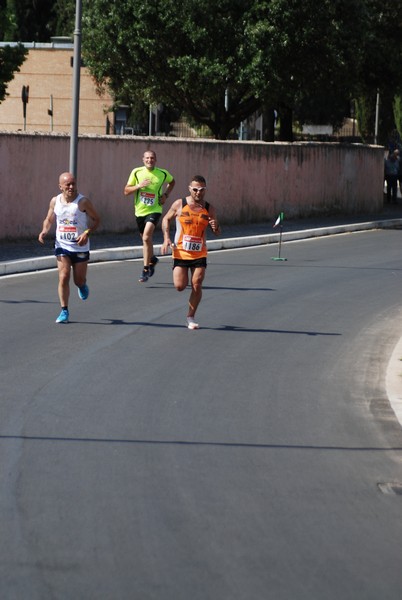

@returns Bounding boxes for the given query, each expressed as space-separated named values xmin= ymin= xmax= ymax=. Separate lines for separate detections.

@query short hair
xmin=191 ymin=175 xmax=206 ymax=185
xmin=143 ymin=150 xmax=156 ymax=158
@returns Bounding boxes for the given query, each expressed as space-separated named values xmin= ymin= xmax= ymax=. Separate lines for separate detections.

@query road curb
xmin=386 ymin=334 xmax=402 ymax=428
xmin=1 ymin=218 xmax=402 ymax=276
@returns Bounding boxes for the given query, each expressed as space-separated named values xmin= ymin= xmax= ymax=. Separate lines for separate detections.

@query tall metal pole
xmin=149 ymin=105 xmax=153 ymax=136
xmin=374 ymin=89 xmax=380 ymax=145
xmin=69 ymin=0 xmax=82 ymax=177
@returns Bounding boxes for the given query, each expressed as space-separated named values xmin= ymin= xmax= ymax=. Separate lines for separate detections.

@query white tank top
xmin=54 ymin=193 xmax=89 ymax=252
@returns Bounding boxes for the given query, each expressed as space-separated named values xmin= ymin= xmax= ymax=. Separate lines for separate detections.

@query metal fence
xmin=120 ymin=116 xmax=362 ymax=143
xmin=166 ymin=117 xmax=362 ymax=142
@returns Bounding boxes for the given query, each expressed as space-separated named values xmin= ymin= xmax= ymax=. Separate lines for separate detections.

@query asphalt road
xmin=1 ymin=230 xmax=402 ymax=599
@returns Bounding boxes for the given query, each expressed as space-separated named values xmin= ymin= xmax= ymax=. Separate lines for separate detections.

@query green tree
xmin=245 ymin=0 xmax=369 ymax=140
xmin=0 ymin=3 xmax=27 ymax=102
xmin=82 ymin=0 xmax=375 ymax=140
xmin=1 ymin=0 xmax=75 ymax=42
xmin=0 ymin=43 xmax=27 ymax=102
xmin=0 ymin=0 xmax=74 ymax=104
xmin=355 ymin=0 xmax=402 ymax=145
xmin=0 ymin=0 xmax=384 ymax=141
xmin=82 ymin=0 xmax=262 ymax=139
xmin=393 ymin=96 xmax=402 ymax=136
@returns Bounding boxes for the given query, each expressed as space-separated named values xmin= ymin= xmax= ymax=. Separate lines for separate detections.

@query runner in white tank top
xmin=38 ymin=172 xmax=100 ymax=324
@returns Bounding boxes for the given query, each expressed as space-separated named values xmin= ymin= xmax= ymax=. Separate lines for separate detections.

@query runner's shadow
xmin=203 ymin=285 xmax=275 ymax=291
xmin=92 ymin=319 xmax=341 ymax=336
xmin=149 ymin=284 xmax=276 ymax=292
xmin=0 ymin=299 xmax=54 ymax=304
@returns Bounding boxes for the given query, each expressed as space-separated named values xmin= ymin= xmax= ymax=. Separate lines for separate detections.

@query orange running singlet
xmin=172 ymin=199 xmax=210 ymax=261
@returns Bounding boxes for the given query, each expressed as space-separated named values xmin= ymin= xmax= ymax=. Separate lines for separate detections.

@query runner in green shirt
xmin=124 ymin=149 xmax=175 ymax=282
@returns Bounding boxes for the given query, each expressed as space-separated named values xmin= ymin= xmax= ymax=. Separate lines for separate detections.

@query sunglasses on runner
xmin=190 ymin=187 xmax=206 ymax=192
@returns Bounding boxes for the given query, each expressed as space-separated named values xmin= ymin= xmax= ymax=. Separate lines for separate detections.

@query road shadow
xmin=75 ymin=319 xmax=342 ymax=336
xmin=1 ymin=433 xmax=400 ymax=452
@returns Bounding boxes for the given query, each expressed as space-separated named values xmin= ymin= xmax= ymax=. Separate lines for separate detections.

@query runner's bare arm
xmin=208 ymin=205 xmax=221 ymax=235
xmin=38 ymin=197 xmax=56 ymax=244
xmin=161 ymin=199 xmax=180 ymax=254
xmin=124 ymin=178 xmax=152 ymax=196
xmin=77 ymin=198 xmax=101 ymax=245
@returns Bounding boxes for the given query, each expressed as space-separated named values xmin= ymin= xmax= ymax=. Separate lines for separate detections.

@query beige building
xmin=0 ymin=39 xmax=114 ymax=134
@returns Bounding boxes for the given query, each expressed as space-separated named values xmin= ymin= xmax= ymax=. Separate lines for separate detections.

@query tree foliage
xmin=3 ymin=0 xmax=402 ymax=141
xmin=0 ymin=43 xmax=27 ymax=102
xmin=82 ymin=0 xmax=263 ymax=139
xmin=82 ymin=0 xmax=391 ymax=140
xmin=247 ymin=1 xmax=366 ymax=123
xmin=0 ymin=0 xmax=74 ymax=104
xmin=1 ymin=0 xmax=75 ymax=42
xmin=0 ymin=3 xmax=27 ymax=102
xmin=354 ymin=0 xmax=402 ymax=144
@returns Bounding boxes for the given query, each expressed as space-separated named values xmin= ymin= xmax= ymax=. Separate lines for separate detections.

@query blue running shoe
xmin=148 ymin=256 xmax=159 ymax=277
xmin=55 ymin=308 xmax=69 ymax=323
xmin=78 ymin=284 xmax=89 ymax=300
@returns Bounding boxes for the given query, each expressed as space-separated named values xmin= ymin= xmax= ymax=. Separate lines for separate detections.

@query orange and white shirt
xmin=172 ymin=199 xmax=210 ymax=261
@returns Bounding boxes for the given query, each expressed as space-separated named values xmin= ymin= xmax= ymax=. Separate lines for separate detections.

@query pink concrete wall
xmin=0 ymin=132 xmax=384 ymax=240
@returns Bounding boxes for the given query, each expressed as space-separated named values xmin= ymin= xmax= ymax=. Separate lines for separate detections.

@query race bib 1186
xmin=182 ymin=235 xmax=202 ymax=252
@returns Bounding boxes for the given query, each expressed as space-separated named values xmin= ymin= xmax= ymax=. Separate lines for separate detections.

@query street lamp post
xmin=69 ymin=0 xmax=82 ymax=177
xmin=374 ymin=89 xmax=380 ymax=146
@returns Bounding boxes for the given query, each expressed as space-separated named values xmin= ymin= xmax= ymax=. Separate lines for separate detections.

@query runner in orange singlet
xmin=161 ymin=175 xmax=221 ymax=329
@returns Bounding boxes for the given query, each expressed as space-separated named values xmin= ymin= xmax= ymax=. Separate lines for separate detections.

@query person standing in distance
xmin=384 ymin=149 xmax=400 ymax=204
xmin=124 ymin=150 xmax=175 ymax=282
xmin=161 ymin=175 xmax=220 ymax=329
xmin=38 ymin=172 xmax=101 ymax=324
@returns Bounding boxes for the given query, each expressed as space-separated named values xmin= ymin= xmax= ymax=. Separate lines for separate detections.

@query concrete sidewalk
xmin=1 ymin=205 xmax=402 ymax=276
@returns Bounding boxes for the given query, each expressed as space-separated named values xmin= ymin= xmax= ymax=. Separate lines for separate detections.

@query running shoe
xmin=139 ymin=269 xmax=149 ymax=283
xmin=78 ymin=284 xmax=89 ymax=300
xmin=55 ymin=308 xmax=69 ymax=324
xmin=148 ymin=256 xmax=159 ymax=277
xmin=186 ymin=316 xmax=199 ymax=330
